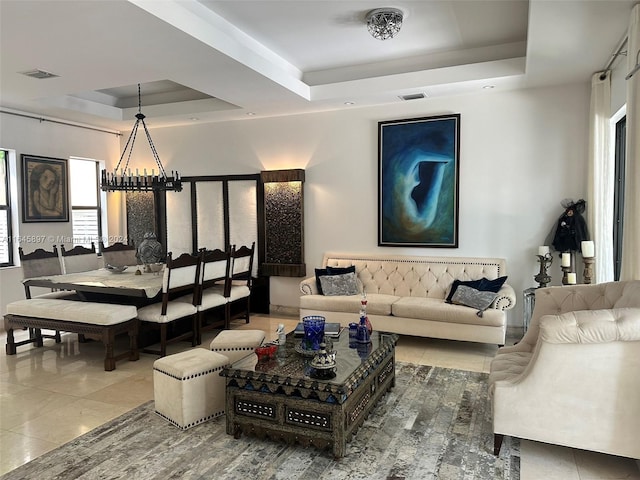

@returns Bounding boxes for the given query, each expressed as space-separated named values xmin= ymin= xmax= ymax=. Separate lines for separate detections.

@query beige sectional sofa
xmin=299 ymin=252 xmax=516 ymax=345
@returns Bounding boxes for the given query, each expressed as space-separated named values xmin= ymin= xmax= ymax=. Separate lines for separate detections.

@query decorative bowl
xmin=254 ymin=343 xmax=278 ymax=362
xmin=148 ymin=263 xmax=164 ymax=274
xmin=105 ymin=264 xmax=128 ymax=274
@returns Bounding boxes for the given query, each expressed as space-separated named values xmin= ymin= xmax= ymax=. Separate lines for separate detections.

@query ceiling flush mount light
xmin=366 ymin=8 xmax=403 ymax=40
xmin=101 ymin=84 xmax=182 ymax=192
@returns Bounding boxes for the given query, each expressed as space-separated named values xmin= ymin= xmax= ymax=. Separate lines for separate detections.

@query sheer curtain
xmin=587 ymin=72 xmax=614 ymax=283
xmin=621 ymin=4 xmax=640 ymax=280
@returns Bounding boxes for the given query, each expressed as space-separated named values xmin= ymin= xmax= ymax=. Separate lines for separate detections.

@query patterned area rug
xmin=2 ymin=364 xmax=519 ymax=480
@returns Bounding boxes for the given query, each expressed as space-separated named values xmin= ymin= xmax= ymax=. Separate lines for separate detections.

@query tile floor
xmin=1 ymin=314 xmax=638 ymax=479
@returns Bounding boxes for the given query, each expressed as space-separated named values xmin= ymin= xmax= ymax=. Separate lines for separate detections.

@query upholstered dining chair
xmin=99 ymin=241 xmax=138 ymax=268
xmin=224 ymin=242 xmax=255 ymax=328
xmin=60 ymin=242 xmax=99 ymax=274
xmin=19 ymin=246 xmax=75 ymax=300
xmin=193 ymin=248 xmax=231 ymax=343
xmin=136 ymin=252 xmax=201 ymax=356
xmin=18 ymin=245 xmax=74 ymax=343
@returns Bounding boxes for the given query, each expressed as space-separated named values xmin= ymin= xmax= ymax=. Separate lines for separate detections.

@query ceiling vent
xmin=20 ymin=69 xmax=59 ymax=79
xmin=399 ymin=93 xmax=427 ymax=101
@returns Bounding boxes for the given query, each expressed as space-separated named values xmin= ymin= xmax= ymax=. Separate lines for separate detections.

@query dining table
xmin=23 ymin=266 xmax=164 ymax=302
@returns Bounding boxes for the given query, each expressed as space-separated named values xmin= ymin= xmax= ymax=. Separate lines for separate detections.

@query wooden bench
xmin=4 ymin=299 xmax=139 ymax=371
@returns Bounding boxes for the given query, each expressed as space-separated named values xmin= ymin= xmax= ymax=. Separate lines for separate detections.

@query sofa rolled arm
xmin=540 ymin=307 xmax=640 ymax=344
xmin=300 ymin=276 xmax=318 ymax=295
xmin=493 ymin=284 xmax=516 ymax=311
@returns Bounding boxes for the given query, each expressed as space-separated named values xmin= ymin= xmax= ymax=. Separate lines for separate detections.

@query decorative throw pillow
xmin=445 ymin=275 xmax=508 ymax=303
xmin=478 ymin=276 xmax=508 ymax=293
xmin=315 ymin=265 xmax=356 ymax=295
xmin=450 ymin=285 xmax=498 ymax=317
xmin=319 ymin=272 xmax=360 ymax=296
xmin=315 ymin=268 xmax=329 ymax=294
xmin=445 ymin=279 xmax=483 ymax=303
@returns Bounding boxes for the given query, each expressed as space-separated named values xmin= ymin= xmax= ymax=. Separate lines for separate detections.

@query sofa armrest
xmin=540 ymin=307 xmax=640 ymax=344
xmin=299 ymin=276 xmax=318 ymax=295
xmin=492 ymin=284 xmax=516 ymax=311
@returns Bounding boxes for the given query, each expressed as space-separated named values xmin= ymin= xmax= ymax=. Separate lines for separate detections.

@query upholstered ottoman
xmin=209 ymin=329 xmax=266 ymax=365
xmin=153 ymin=348 xmax=229 ymax=429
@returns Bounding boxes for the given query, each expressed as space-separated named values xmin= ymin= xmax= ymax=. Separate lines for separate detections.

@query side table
xmin=523 ymin=287 xmax=537 ymax=332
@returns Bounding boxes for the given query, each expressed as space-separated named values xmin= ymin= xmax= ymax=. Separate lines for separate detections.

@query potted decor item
xmin=137 ymin=232 xmax=164 ymax=272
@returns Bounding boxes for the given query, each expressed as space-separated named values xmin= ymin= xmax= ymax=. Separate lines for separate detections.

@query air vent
xmin=399 ymin=93 xmax=427 ymax=101
xmin=20 ymin=69 xmax=59 ymax=79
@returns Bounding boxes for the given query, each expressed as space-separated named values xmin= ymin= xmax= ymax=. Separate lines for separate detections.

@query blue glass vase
xmin=302 ymin=315 xmax=325 ymax=352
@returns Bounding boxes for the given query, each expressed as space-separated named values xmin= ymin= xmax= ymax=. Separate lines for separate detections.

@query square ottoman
xmin=153 ymin=348 xmax=229 ymax=429
xmin=209 ymin=329 xmax=266 ymax=365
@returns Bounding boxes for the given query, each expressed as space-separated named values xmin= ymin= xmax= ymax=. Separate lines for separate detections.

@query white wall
xmin=0 ymin=82 xmax=590 ymax=328
xmin=0 ymin=113 xmax=121 ymax=316
xmin=146 ymin=82 xmax=590 ymax=327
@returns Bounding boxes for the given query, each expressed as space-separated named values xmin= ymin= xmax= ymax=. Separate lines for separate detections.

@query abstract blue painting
xmin=378 ymin=114 xmax=460 ymax=247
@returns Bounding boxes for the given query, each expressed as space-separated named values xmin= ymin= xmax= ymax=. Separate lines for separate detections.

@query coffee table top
xmin=222 ymin=330 xmax=398 ymax=404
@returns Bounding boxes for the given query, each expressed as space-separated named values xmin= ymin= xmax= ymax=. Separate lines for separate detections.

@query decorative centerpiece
xmin=356 ymin=292 xmax=372 ymax=343
xmin=310 ymin=342 xmax=336 ymax=379
xmin=534 ymin=246 xmax=553 ymax=288
xmin=136 ymin=232 xmax=164 ymax=273
xmin=360 ymin=292 xmax=373 ymax=333
xmin=295 ymin=315 xmax=325 ymax=356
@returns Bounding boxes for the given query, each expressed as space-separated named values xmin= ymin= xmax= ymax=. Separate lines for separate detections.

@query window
xmin=70 ymin=158 xmax=102 ymax=248
xmin=613 ymin=116 xmax=626 ymax=281
xmin=0 ymin=149 xmax=13 ymax=266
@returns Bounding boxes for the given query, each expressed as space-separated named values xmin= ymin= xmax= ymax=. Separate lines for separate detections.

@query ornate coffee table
xmin=221 ymin=329 xmax=398 ymax=457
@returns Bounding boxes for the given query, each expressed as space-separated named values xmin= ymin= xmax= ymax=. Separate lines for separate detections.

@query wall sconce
xmin=260 ymin=169 xmax=306 ymax=277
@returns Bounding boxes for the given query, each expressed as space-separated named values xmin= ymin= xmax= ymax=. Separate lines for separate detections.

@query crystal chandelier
xmin=101 ymin=84 xmax=182 ymax=192
xmin=366 ymin=8 xmax=403 ymax=41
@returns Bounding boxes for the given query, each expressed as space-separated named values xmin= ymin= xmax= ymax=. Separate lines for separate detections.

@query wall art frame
xmin=378 ymin=113 xmax=460 ymax=247
xmin=21 ymin=154 xmax=69 ymax=223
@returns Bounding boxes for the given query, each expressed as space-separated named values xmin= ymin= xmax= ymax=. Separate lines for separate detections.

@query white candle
xmin=538 ymin=246 xmax=550 ymax=256
xmin=561 ymin=253 xmax=571 ymax=267
xmin=567 ymin=272 xmax=577 ymax=284
xmin=581 ymin=241 xmax=595 ymax=258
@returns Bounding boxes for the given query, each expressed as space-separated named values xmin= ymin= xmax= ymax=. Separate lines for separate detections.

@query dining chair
xmin=193 ymin=248 xmax=231 ymax=343
xmin=136 ymin=252 xmax=201 ymax=357
xmin=60 ymin=242 xmax=99 ymax=274
xmin=19 ymin=246 xmax=75 ymax=300
xmin=100 ymin=241 xmax=138 ymax=268
xmin=18 ymin=245 xmax=74 ymax=343
xmin=224 ymin=242 xmax=255 ymax=328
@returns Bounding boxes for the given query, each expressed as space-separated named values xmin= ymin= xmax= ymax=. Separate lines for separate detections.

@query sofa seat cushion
xmin=300 ymin=293 xmax=400 ymax=315
xmin=391 ymin=297 xmax=504 ymax=327
xmin=488 ymin=351 xmax=533 ymax=390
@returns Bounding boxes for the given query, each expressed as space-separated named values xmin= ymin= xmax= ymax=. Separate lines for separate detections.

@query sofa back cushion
xmin=322 ymin=253 xmax=506 ymax=300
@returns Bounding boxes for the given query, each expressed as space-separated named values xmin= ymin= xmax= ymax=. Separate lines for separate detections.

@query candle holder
xmin=583 ymin=256 xmax=595 ymax=284
xmin=534 ymin=253 xmax=553 ymax=288
xmin=561 ymin=265 xmax=572 ymax=285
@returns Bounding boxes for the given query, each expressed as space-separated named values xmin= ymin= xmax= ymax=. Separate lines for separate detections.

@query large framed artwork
xmin=21 ymin=154 xmax=69 ymax=222
xmin=378 ymin=114 xmax=460 ymax=247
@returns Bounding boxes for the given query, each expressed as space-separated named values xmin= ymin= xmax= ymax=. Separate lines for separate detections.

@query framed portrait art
xmin=21 ymin=154 xmax=69 ymax=222
xmin=378 ymin=114 xmax=460 ymax=247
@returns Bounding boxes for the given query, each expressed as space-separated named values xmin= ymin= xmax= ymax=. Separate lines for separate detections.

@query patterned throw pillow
xmin=450 ymin=285 xmax=498 ymax=317
xmin=445 ymin=276 xmax=508 ymax=303
xmin=319 ymin=272 xmax=360 ymax=296
xmin=315 ymin=265 xmax=356 ymax=294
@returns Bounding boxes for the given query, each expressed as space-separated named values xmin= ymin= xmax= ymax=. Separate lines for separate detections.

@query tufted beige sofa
xmin=489 ymin=280 xmax=640 ymax=459
xmin=299 ymin=252 xmax=516 ymax=345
